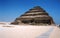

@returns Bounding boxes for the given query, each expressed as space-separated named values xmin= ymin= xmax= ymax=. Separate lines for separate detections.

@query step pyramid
xmin=11 ymin=6 xmax=54 ymax=25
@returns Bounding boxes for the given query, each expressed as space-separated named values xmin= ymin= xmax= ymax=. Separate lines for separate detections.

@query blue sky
xmin=0 ymin=0 xmax=60 ymax=24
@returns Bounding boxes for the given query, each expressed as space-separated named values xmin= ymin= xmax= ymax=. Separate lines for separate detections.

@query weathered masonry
xmin=11 ymin=6 xmax=54 ymax=25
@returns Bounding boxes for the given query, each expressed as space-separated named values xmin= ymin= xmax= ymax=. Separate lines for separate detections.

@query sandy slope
xmin=0 ymin=22 xmax=60 ymax=38
xmin=49 ymin=26 xmax=60 ymax=38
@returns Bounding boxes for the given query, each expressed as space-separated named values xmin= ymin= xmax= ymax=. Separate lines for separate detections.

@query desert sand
xmin=0 ymin=22 xmax=60 ymax=38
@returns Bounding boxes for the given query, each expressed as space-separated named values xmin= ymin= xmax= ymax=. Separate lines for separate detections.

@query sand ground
xmin=0 ymin=23 xmax=60 ymax=38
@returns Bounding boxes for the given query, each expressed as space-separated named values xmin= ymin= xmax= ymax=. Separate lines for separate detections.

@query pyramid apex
xmin=29 ymin=6 xmax=45 ymax=12
xmin=34 ymin=6 xmax=40 ymax=8
xmin=33 ymin=6 xmax=42 ymax=9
